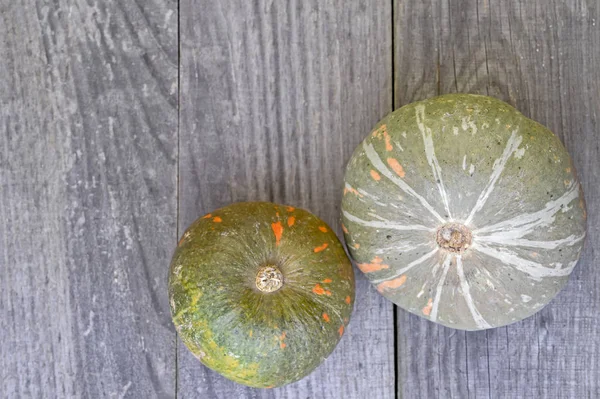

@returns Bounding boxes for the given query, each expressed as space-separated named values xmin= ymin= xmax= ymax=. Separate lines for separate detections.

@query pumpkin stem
xmin=436 ymin=223 xmax=472 ymax=253
xmin=255 ymin=265 xmax=284 ymax=293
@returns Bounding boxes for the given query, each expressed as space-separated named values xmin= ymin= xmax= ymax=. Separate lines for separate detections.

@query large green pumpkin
xmin=169 ymin=202 xmax=354 ymax=388
xmin=342 ymin=94 xmax=586 ymax=331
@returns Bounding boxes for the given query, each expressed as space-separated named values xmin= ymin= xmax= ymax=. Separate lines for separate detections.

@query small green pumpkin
xmin=342 ymin=94 xmax=586 ymax=331
xmin=169 ymin=202 xmax=354 ymax=388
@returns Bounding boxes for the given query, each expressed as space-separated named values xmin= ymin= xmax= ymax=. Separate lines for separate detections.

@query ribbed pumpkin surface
xmin=342 ymin=94 xmax=586 ymax=331
xmin=169 ymin=202 xmax=354 ymax=387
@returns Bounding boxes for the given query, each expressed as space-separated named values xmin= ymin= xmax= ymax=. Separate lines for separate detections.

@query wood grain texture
xmin=0 ymin=1 xmax=178 ymax=397
xmin=394 ymin=0 xmax=600 ymax=398
xmin=178 ymin=0 xmax=394 ymax=397
xmin=4 ymin=0 xmax=600 ymax=397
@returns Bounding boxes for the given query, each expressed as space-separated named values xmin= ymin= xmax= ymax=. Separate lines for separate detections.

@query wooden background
xmin=1 ymin=0 xmax=598 ymax=398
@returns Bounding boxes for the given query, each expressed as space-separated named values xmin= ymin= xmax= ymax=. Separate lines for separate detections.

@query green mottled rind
xmin=342 ymin=94 xmax=586 ymax=330
xmin=169 ymin=202 xmax=354 ymax=388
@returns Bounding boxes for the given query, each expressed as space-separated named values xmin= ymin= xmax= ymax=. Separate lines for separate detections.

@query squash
xmin=169 ymin=202 xmax=355 ymax=388
xmin=341 ymin=94 xmax=586 ymax=331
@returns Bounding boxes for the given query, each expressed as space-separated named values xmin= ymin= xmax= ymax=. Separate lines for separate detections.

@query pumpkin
xmin=341 ymin=94 xmax=586 ymax=331
xmin=169 ymin=202 xmax=355 ymax=388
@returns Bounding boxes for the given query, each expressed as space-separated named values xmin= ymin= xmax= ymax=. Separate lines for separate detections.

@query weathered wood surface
xmin=2 ymin=0 xmax=600 ymax=397
xmin=394 ymin=0 xmax=600 ymax=398
xmin=178 ymin=0 xmax=394 ymax=398
xmin=0 ymin=1 xmax=178 ymax=398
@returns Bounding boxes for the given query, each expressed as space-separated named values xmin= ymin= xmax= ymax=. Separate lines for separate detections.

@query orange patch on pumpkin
xmin=341 ymin=224 xmax=349 ymax=234
xmin=338 ymin=325 xmax=345 ymax=337
xmin=313 ymin=284 xmax=331 ymax=296
xmin=345 ymin=296 xmax=352 ymax=305
xmin=322 ymin=313 xmax=330 ymax=322
xmin=357 ymin=262 xmax=389 ymax=273
xmin=384 ymin=133 xmax=393 ymax=151
xmin=287 ymin=216 xmax=295 ymax=227
xmin=271 ymin=221 xmax=283 ymax=246
xmin=376 ymin=275 xmax=407 ymax=293
xmin=318 ymin=226 xmax=328 ymax=233
xmin=343 ymin=186 xmax=363 ymax=197
xmin=422 ymin=298 xmax=433 ymax=316
xmin=370 ymin=170 xmax=381 ymax=181
xmin=312 ymin=284 xmax=326 ymax=295
xmin=279 ymin=332 xmax=287 ymax=349
xmin=287 ymin=206 xmax=295 ymax=212
xmin=353 ymin=243 xmax=360 ymax=249
xmin=314 ymin=243 xmax=329 ymax=253
xmin=371 ymin=124 xmax=387 ymax=138
xmin=387 ymin=158 xmax=405 ymax=178
xmin=357 ymin=256 xmax=389 ymax=273
xmin=323 ymin=278 xmax=333 ymax=283
xmin=212 ymin=216 xmax=222 ymax=223
xmin=202 ymin=213 xmax=212 ymax=219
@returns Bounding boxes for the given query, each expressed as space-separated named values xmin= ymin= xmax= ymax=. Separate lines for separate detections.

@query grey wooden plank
xmin=394 ymin=0 xmax=600 ymax=398
xmin=0 ymin=1 xmax=178 ymax=397
xmin=178 ymin=0 xmax=394 ymax=397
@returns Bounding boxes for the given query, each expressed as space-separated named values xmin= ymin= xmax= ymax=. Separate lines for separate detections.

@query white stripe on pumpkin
xmin=475 ymin=233 xmax=585 ymax=250
xmin=342 ymin=210 xmax=434 ymax=232
xmin=363 ymin=142 xmax=446 ymax=224
xmin=373 ymin=241 xmax=431 ymax=255
xmin=371 ymin=249 xmax=439 ymax=284
xmin=470 ymin=242 xmax=577 ymax=280
xmin=415 ymin=104 xmax=453 ymax=220
xmin=356 ymin=188 xmax=388 ymax=206
xmin=456 ymin=256 xmax=492 ymax=329
xmin=473 ymin=182 xmax=580 ymax=238
xmin=430 ymin=254 xmax=453 ymax=323
xmin=465 ymin=130 xmax=523 ymax=225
